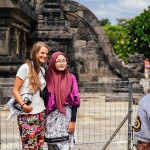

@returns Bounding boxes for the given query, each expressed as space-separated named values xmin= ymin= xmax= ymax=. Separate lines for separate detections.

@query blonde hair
xmin=26 ymin=41 xmax=49 ymax=93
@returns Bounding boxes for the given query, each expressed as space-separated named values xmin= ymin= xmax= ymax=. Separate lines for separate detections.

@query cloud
xmin=119 ymin=0 xmax=149 ymax=10
xmin=74 ymin=0 xmax=149 ymax=24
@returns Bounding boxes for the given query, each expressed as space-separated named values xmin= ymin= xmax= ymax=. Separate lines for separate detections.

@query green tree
xmin=103 ymin=24 xmax=128 ymax=61
xmin=103 ymin=6 xmax=150 ymax=62
xmin=125 ymin=6 xmax=150 ymax=58
xmin=99 ymin=19 xmax=111 ymax=26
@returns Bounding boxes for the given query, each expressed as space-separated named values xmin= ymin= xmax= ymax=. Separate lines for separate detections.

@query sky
xmin=74 ymin=0 xmax=150 ymax=24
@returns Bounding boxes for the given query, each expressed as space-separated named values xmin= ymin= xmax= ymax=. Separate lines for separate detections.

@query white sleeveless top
xmin=16 ymin=63 xmax=46 ymax=114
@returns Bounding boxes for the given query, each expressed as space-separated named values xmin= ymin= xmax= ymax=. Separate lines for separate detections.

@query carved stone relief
xmin=43 ymin=11 xmax=65 ymax=27
xmin=19 ymin=32 xmax=26 ymax=59
xmin=0 ymin=40 xmax=5 ymax=54
xmin=47 ymin=39 xmax=60 ymax=52
xmin=9 ymin=29 xmax=17 ymax=58
xmin=0 ymin=31 xmax=6 ymax=55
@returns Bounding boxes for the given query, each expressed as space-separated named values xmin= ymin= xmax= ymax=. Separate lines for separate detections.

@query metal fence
xmin=0 ymin=80 xmax=148 ymax=150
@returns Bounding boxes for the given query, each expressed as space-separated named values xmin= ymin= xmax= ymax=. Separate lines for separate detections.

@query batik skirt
xmin=45 ymin=107 xmax=75 ymax=150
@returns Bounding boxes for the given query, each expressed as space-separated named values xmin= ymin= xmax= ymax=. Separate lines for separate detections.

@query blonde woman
xmin=13 ymin=42 xmax=49 ymax=150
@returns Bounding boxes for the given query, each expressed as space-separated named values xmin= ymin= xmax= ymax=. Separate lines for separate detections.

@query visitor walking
xmin=144 ymin=58 xmax=150 ymax=79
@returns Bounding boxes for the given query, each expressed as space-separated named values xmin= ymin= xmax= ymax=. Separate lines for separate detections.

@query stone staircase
xmin=78 ymin=79 xmax=144 ymax=104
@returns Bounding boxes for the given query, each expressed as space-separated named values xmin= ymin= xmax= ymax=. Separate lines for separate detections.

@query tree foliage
xmin=103 ymin=24 xmax=128 ymax=61
xmin=99 ymin=18 xmax=111 ymax=26
xmin=103 ymin=6 xmax=150 ymax=62
xmin=125 ymin=6 xmax=150 ymax=58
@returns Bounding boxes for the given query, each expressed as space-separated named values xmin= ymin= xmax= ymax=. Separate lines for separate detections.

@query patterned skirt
xmin=45 ymin=107 xmax=74 ymax=150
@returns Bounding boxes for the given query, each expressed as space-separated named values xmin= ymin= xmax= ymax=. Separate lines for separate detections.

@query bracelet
xmin=21 ymin=103 xmax=26 ymax=108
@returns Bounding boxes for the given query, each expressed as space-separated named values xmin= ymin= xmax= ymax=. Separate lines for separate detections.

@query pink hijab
xmin=46 ymin=52 xmax=72 ymax=115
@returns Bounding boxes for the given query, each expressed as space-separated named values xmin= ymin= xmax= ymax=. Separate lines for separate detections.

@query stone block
xmin=76 ymin=11 xmax=83 ymax=18
xmin=105 ymin=95 xmax=129 ymax=102
xmin=65 ymin=14 xmax=77 ymax=21
xmin=70 ymin=20 xmax=79 ymax=28
xmin=74 ymin=40 xmax=86 ymax=47
xmin=93 ymin=26 xmax=102 ymax=35
xmin=63 ymin=4 xmax=69 ymax=11
xmin=87 ymin=41 xmax=96 ymax=48
xmin=68 ymin=28 xmax=78 ymax=34
xmin=35 ymin=0 xmax=43 ymax=4
xmin=69 ymin=4 xmax=77 ymax=12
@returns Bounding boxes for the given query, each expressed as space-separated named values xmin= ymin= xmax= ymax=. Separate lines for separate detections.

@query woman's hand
xmin=22 ymin=104 xmax=33 ymax=113
xmin=67 ymin=121 xmax=75 ymax=134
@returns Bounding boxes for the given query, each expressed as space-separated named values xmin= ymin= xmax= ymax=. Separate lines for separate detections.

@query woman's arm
xmin=67 ymin=74 xmax=80 ymax=134
xmin=13 ymin=77 xmax=32 ymax=113
xmin=67 ymin=107 xmax=77 ymax=134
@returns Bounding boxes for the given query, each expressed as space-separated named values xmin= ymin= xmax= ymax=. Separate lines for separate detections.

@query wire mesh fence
xmin=74 ymin=81 xmax=140 ymax=150
xmin=0 ymin=80 xmax=148 ymax=150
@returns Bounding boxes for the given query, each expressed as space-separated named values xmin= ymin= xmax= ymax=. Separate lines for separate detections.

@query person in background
xmin=133 ymin=93 xmax=150 ymax=150
xmin=144 ymin=58 xmax=150 ymax=79
xmin=119 ymin=59 xmax=125 ymax=66
xmin=45 ymin=51 xmax=80 ymax=150
xmin=13 ymin=41 xmax=49 ymax=150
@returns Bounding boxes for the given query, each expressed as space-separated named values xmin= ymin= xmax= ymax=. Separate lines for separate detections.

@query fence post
xmin=128 ymin=81 xmax=133 ymax=150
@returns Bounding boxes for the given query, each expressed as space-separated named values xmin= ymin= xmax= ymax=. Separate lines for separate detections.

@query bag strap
xmin=20 ymin=62 xmax=33 ymax=95
xmin=40 ymin=67 xmax=45 ymax=79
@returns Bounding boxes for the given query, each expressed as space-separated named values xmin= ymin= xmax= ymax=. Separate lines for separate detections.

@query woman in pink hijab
xmin=45 ymin=52 xmax=80 ymax=150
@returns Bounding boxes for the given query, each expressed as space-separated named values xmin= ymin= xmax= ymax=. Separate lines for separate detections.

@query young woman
xmin=45 ymin=52 xmax=80 ymax=150
xmin=12 ymin=41 xmax=49 ymax=150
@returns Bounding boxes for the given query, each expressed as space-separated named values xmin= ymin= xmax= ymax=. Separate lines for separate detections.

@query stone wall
xmin=0 ymin=0 xmax=144 ymax=83
xmin=0 ymin=0 xmax=36 ymax=78
xmin=28 ymin=0 xmax=120 ymax=82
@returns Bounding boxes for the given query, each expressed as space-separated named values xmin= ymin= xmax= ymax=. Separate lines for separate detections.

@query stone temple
xmin=0 ymin=0 xmax=143 ymax=84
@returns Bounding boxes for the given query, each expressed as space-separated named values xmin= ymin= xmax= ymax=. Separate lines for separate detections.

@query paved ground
xmin=0 ymin=92 xmax=138 ymax=150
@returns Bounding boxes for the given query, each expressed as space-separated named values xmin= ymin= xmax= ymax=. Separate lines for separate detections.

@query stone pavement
xmin=0 ymin=92 xmax=139 ymax=150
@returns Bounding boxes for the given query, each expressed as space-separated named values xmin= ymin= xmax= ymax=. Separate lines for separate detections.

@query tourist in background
xmin=119 ymin=59 xmax=125 ymax=66
xmin=12 ymin=41 xmax=49 ymax=150
xmin=144 ymin=58 xmax=150 ymax=79
xmin=44 ymin=51 xmax=80 ymax=150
